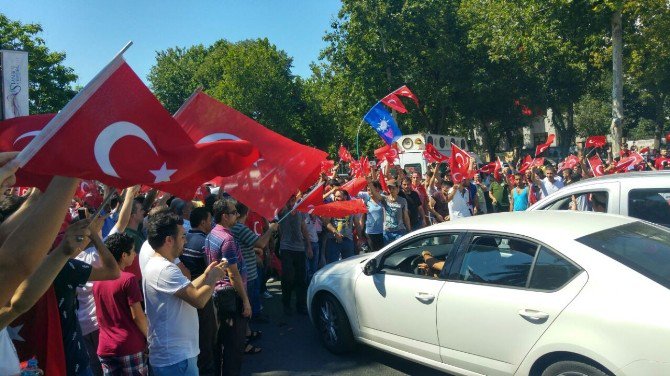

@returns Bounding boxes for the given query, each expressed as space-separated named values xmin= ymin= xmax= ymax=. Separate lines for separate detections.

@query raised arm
xmin=112 ymin=185 xmax=140 ymax=234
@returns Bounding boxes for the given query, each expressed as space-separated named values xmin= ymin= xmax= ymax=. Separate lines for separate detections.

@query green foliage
xmin=0 ymin=13 xmax=77 ymax=114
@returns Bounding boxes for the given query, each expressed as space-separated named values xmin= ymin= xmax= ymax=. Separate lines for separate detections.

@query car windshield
xmin=576 ymin=221 xmax=670 ymax=289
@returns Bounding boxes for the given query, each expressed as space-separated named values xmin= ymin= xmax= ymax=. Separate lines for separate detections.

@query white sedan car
xmin=307 ymin=211 xmax=670 ymax=376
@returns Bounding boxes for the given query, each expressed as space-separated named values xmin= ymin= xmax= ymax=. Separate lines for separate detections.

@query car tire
xmin=315 ymin=294 xmax=355 ymax=354
xmin=541 ymin=360 xmax=610 ymax=376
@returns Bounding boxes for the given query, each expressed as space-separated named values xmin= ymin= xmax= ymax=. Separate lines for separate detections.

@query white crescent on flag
xmin=196 ymin=132 xmax=242 ymax=144
xmin=13 ymin=131 xmax=41 ymax=146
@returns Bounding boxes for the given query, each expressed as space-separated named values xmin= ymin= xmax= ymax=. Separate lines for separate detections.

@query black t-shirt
xmin=399 ymin=190 xmax=422 ymax=227
xmin=181 ymin=230 xmax=208 ymax=279
xmin=54 ymin=259 xmax=92 ymax=375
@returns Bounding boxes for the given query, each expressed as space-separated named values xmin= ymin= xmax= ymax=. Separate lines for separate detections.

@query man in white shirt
xmin=446 ymin=180 xmax=472 ymax=220
xmin=534 ymin=166 xmax=564 ymax=199
xmin=143 ymin=212 xmax=226 ymax=376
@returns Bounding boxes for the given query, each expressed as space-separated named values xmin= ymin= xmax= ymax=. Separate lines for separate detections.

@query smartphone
xmin=78 ymin=207 xmax=88 ymax=221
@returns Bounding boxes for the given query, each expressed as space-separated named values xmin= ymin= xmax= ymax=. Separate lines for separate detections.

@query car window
xmin=528 ymin=247 xmax=581 ymax=290
xmin=577 ymin=221 xmax=670 ymax=289
xmin=543 ymin=191 xmax=607 ymax=212
xmin=380 ymin=234 xmax=460 ymax=277
xmin=457 ymin=235 xmax=538 ymax=287
xmin=628 ymin=189 xmax=670 ymax=227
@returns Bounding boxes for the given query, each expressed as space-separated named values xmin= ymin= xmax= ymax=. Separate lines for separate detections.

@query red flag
xmin=374 ymin=143 xmax=399 ymax=165
xmin=518 ymin=155 xmax=533 ymax=174
xmin=392 ymin=85 xmax=419 ymax=106
xmin=533 ymin=157 xmax=545 ymax=167
xmin=562 ymin=155 xmax=580 ymax=170
xmin=174 ymin=92 xmax=326 ymax=219
xmin=377 ymin=172 xmax=388 ymax=194
xmin=614 ymin=152 xmax=644 ymax=172
xmin=339 ymin=145 xmax=353 ymax=163
xmin=6 ymin=62 xmax=259 ymax=199
xmin=423 ymin=143 xmax=449 ymax=163
xmin=194 ymin=184 xmax=210 ymax=201
xmin=360 ymin=156 xmax=371 ymax=177
xmin=479 ymin=161 xmax=497 ymax=174
xmin=380 ymin=93 xmax=408 ymax=113
xmin=449 ymin=142 xmax=471 ymax=183
xmin=655 ymin=157 xmax=670 ymax=170
xmin=320 ymin=160 xmax=335 ymax=176
xmin=295 ymin=183 xmax=325 ymax=213
xmin=10 ymin=287 xmax=66 ymax=376
xmin=535 ymin=134 xmax=555 ymax=157
xmin=521 ymin=105 xmax=533 ymax=116
xmin=585 ymin=135 xmax=607 ymax=149
xmin=341 ymin=177 xmax=368 ymax=197
xmin=588 ymin=154 xmax=605 ymax=177
xmin=494 ymin=157 xmax=503 ymax=181
xmin=639 ymin=146 xmax=650 ymax=154
xmin=310 ymin=199 xmax=368 ymax=217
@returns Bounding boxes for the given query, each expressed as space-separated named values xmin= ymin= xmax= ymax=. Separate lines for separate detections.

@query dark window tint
xmin=458 ymin=235 xmax=537 ymax=287
xmin=381 ymin=234 xmax=459 ymax=277
xmin=628 ymin=189 xmax=670 ymax=227
xmin=577 ymin=222 xmax=670 ymax=289
xmin=528 ymin=247 xmax=581 ymax=290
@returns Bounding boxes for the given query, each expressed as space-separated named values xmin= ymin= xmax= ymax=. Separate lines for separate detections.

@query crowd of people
xmin=0 ymin=143 xmax=666 ymax=376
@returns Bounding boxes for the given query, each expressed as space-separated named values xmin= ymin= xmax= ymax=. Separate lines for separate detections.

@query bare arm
xmin=0 ymin=187 xmax=41 ymax=246
xmin=0 ymin=220 xmax=91 ymax=329
xmin=88 ymin=232 xmax=121 ymax=281
xmin=129 ymin=301 xmax=148 ymax=338
xmin=226 ymin=263 xmax=251 ymax=317
xmin=402 ymin=207 xmax=411 ymax=232
xmin=0 ymin=176 xmax=79 ymax=307
xmin=254 ymin=222 xmax=278 ymax=249
xmin=112 ymin=186 xmax=140 ymax=234
xmin=174 ymin=260 xmax=226 ymax=309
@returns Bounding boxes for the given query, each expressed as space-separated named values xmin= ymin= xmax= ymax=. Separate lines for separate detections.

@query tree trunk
xmin=611 ymin=9 xmax=624 ymax=155
xmin=479 ymin=120 xmax=497 ymax=161
xmin=653 ymin=92 xmax=665 ymax=149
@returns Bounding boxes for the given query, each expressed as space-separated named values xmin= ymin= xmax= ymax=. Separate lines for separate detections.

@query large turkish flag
xmin=175 ymin=92 xmax=327 ymax=219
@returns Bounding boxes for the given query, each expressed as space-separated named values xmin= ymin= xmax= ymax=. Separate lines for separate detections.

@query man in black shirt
xmin=399 ymin=177 xmax=426 ymax=231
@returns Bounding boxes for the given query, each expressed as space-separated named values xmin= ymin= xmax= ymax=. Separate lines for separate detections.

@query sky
xmin=1 ymin=0 xmax=342 ymax=86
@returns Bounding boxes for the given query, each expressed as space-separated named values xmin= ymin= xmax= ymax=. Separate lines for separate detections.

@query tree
xmin=0 ymin=13 xmax=77 ymax=114
xmin=147 ymin=45 xmax=207 ymax=114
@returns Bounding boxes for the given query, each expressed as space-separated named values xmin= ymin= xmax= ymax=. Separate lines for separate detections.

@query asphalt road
xmin=243 ymin=280 xmax=452 ymax=376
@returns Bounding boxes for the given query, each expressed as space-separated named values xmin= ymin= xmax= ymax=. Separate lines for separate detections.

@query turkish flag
xmin=341 ymin=177 xmax=368 ymax=197
xmin=174 ymin=92 xmax=326 ymax=219
xmin=194 ymin=184 xmax=210 ymax=201
xmin=614 ymin=152 xmax=644 ymax=172
xmin=562 ymin=155 xmax=580 ymax=170
xmin=321 ymin=160 xmax=335 ymax=176
xmin=423 ymin=143 xmax=449 ymax=163
xmin=494 ymin=157 xmax=503 ymax=181
xmin=585 ymin=136 xmax=607 ymax=149
xmin=518 ymin=155 xmax=533 ymax=174
xmin=639 ymin=146 xmax=650 ymax=154
xmin=295 ymin=183 xmax=325 ymax=213
xmin=533 ymin=157 xmax=545 ymax=167
xmin=588 ymin=154 xmax=605 ymax=177
xmin=6 ymin=60 xmax=259 ymax=199
xmin=479 ymin=161 xmax=497 ymax=174
xmin=359 ymin=156 xmax=371 ymax=177
xmin=535 ymin=134 xmax=555 ymax=157
xmin=339 ymin=145 xmax=353 ymax=162
xmin=392 ymin=85 xmax=419 ymax=106
xmin=10 ymin=287 xmax=66 ymax=376
xmin=380 ymin=93 xmax=408 ymax=113
xmin=655 ymin=157 xmax=670 ymax=170
xmin=378 ymin=171 xmax=389 ymax=193
xmin=449 ymin=142 xmax=471 ymax=183
xmin=310 ymin=199 xmax=367 ymax=217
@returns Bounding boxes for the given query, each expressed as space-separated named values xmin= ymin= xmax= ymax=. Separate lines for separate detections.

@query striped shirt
xmin=231 ymin=222 xmax=259 ymax=281
xmin=205 ymin=224 xmax=246 ymax=292
xmin=180 ymin=230 xmax=207 ymax=279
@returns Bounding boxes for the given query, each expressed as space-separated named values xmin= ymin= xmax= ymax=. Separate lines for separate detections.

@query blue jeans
xmin=325 ymin=237 xmax=354 ymax=264
xmin=383 ymin=229 xmax=407 ymax=245
xmin=152 ymin=357 xmax=198 ymax=376
xmin=306 ymin=241 xmax=320 ymax=281
xmin=246 ymin=277 xmax=261 ymax=317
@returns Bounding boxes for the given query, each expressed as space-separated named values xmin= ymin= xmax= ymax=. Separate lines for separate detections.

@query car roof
xmin=422 ymin=211 xmax=638 ymax=243
xmin=567 ymin=170 xmax=670 ymax=184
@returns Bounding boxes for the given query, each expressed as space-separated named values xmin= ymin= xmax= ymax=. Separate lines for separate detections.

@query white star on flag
xmin=150 ymin=162 xmax=177 ymax=183
xmin=8 ymin=324 xmax=25 ymax=342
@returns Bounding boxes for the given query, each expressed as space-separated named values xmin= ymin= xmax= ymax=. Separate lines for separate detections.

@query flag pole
xmin=173 ymin=86 xmax=203 ymax=117
xmin=90 ymin=188 xmax=117 ymax=222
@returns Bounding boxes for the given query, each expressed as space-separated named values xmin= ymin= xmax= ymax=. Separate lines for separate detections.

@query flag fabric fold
xmin=174 ymin=92 xmax=327 ymax=219
xmin=295 ymin=183 xmax=325 ymax=213
xmin=380 ymin=93 xmax=408 ymax=113
xmin=341 ymin=177 xmax=368 ymax=197
xmin=338 ymin=145 xmax=353 ymax=163
xmin=585 ymin=136 xmax=607 ymax=149
xmin=535 ymin=134 xmax=555 ymax=157
xmin=423 ymin=143 xmax=449 ymax=163
xmin=309 ymin=199 xmax=368 ymax=217
xmin=518 ymin=155 xmax=533 ymax=174
xmin=449 ymin=142 xmax=471 ymax=183
xmin=392 ymin=85 xmax=419 ymax=106
xmin=363 ymin=103 xmax=403 ymax=145
xmin=588 ymin=154 xmax=605 ymax=177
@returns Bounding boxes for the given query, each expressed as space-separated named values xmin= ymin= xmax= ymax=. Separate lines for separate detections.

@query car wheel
xmin=315 ymin=294 xmax=355 ymax=354
xmin=541 ymin=360 xmax=610 ymax=376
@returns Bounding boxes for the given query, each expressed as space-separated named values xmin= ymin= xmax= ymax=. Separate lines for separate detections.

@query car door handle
xmin=518 ymin=309 xmax=549 ymax=321
xmin=414 ymin=292 xmax=435 ymax=303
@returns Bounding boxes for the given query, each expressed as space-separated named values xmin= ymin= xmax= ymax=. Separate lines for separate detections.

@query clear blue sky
xmin=1 ymin=1 xmax=342 ymax=86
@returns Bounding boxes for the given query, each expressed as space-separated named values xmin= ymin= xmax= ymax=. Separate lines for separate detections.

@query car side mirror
xmin=363 ymin=258 xmax=378 ymax=276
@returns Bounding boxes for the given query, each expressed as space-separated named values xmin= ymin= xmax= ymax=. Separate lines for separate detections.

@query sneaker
xmin=263 ymin=291 xmax=273 ymax=299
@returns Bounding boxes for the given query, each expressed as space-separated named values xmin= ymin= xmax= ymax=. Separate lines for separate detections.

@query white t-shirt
xmin=143 ymin=256 xmax=199 ymax=367
xmin=540 ymin=177 xmax=564 ymax=198
xmin=448 ymin=187 xmax=472 ymax=219
xmin=0 ymin=328 xmax=21 ymax=376
xmin=139 ymin=240 xmax=181 ymax=276
xmin=75 ymin=246 xmax=102 ymax=336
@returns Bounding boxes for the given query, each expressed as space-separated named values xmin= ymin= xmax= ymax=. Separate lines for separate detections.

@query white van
xmin=396 ymin=133 xmax=481 ymax=175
